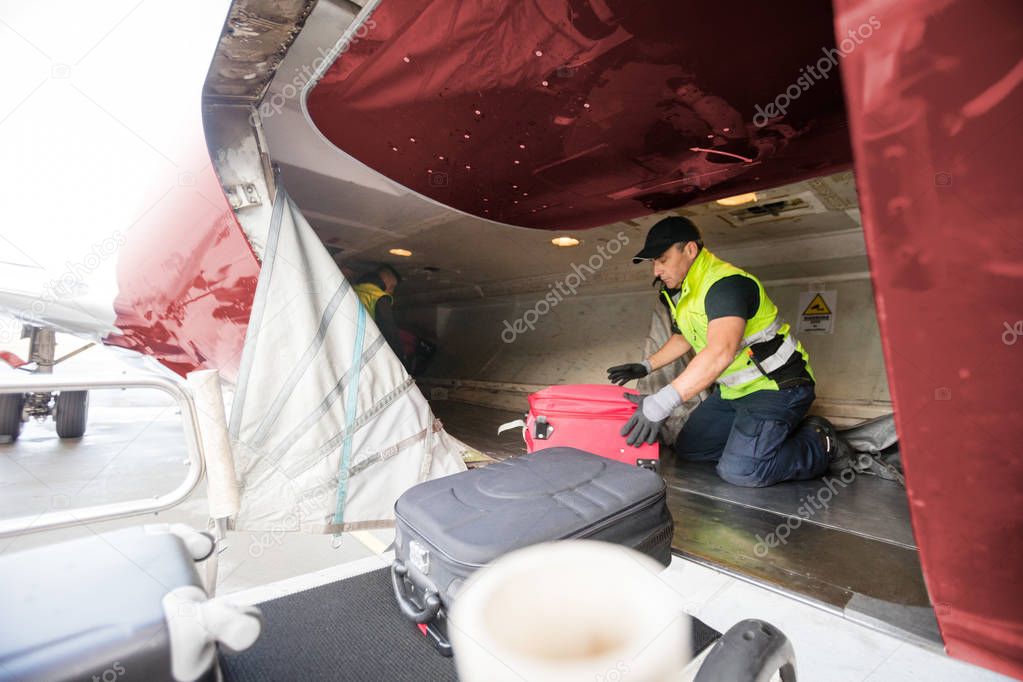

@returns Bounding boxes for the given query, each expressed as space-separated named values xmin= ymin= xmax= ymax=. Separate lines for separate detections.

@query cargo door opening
xmin=258 ymin=145 xmax=935 ymax=647
xmin=200 ymin=0 xmax=940 ymax=655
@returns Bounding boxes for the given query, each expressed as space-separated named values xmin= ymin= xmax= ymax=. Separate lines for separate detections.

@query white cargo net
xmin=228 ymin=187 xmax=468 ymax=533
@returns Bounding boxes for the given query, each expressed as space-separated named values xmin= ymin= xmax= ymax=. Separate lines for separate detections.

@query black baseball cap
xmin=632 ymin=216 xmax=703 ymax=263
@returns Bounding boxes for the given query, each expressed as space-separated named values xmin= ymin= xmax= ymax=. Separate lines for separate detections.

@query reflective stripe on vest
xmin=718 ymin=332 xmax=799 ymax=387
xmin=740 ymin=317 xmax=782 ymax=349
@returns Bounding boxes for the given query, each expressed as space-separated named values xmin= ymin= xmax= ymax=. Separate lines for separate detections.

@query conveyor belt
xmin=220 ymin=567 xmax=721 ymax=681
xmin=220 ymin=568 xmax=456 ymax=682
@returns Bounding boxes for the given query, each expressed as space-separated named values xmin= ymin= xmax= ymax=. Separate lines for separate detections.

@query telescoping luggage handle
xmin=391 ymin=561 xmax=442 ymax=624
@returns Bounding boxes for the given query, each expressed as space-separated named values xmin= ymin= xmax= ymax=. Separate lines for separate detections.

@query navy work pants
xmin=673 ymin=383 xmax=828 ymax=487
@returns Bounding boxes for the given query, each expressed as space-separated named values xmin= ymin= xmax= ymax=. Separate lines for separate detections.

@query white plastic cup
xmin=449 ymin=540 xmax=689 ymax=682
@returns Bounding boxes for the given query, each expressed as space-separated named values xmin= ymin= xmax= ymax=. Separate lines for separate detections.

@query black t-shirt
xmin=668 ymin=275 xmax=813 ymax=388
xmin=706 ymin=275 xmax=759 ymax=321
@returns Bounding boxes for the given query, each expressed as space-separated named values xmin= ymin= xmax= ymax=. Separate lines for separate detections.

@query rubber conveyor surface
xmin=220 ymin=567 xmax=721 ymax=681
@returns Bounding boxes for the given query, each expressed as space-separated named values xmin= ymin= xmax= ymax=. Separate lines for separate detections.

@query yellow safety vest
xmin=354 ymin=282 xmax=392 ymax=318
xmin=661 ymin=249 xmax=814 ymax=400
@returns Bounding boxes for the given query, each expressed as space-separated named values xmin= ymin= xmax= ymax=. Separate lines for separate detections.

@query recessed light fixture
xmin=389 ymin=248 xmax=413 ymax=257
xmin=551 ymin=237 xmax=580 ymax=247
xmin=715 ymin=192 xmax=758 ymax=206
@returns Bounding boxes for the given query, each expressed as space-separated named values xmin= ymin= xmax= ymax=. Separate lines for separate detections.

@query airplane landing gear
xmin=1 ymin=326 xmax=91 ymax=441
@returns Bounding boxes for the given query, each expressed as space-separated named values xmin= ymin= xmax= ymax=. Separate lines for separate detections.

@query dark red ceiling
xmin=307 ymin=0 xmax=853 ymax=230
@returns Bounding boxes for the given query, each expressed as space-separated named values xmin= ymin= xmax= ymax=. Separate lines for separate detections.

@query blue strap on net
xmin=333 ymin=302 xmax=367 ymax=527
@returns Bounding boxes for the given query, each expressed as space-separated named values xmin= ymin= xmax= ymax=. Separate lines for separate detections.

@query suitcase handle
xmin=534 ymin=415 xmax=553 ymax=440
xmin=694 ymin=619 xmax=796 ymax=682
xmin=391 ymin=561 xmax=442 ymax=624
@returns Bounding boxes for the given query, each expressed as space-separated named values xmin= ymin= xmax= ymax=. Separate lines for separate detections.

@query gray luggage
xmin=391 ymin=447 xmax=674 ymax=653
xmin=0 ymin=525 xmax=261 ymax=682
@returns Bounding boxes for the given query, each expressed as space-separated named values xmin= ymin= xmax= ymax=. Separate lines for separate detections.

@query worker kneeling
xmin=610 ymin=217 xmax=845 ymax=487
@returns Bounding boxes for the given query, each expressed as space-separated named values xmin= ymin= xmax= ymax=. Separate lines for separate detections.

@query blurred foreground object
xmin=449 ymin=541 xmax=688 ymax=682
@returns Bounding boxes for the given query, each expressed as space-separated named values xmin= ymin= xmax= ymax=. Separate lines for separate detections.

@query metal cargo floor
xmin=431 ymin=400 xmax=526 ymax=460
xmin=664 ymin=459 xmax=915 ymax=548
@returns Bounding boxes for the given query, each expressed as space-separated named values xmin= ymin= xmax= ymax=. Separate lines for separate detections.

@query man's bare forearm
xmin=646 ymin=334 xmax=692 ymax=371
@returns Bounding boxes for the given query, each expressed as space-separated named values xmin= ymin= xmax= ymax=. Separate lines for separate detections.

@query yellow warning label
xmin=802 ymin=294 xmax=832 ymax=316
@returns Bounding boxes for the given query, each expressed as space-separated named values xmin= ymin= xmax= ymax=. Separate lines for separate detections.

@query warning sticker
xmin=802 ymin=294 xmax=832 ymax=316
xmin=798 ymin=290 xmax=837 ymax=334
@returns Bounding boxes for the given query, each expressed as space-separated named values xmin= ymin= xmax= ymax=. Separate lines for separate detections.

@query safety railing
xmin=0 ymin=373 xmax=206 ymax=539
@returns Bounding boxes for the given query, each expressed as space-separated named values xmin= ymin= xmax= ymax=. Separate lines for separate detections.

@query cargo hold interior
xmin=201 ymin=0 xmax=938 ymax=654
xmin=255 ymin=155 xmax=935 ymax=648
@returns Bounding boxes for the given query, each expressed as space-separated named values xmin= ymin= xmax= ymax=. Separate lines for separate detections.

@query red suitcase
xmin=522 ymin=384 xmax=661 ymax=470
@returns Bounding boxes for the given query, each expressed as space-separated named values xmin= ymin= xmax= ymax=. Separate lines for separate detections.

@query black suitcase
xmin=0 ymin=525 xmax=260 ymax=682
xmin=391 ymin=447 xmax=674 ymax=653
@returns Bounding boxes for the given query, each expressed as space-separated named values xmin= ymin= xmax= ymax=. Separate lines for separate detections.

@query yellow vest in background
xmin=354 ymin=282 xmax=392 ymax=318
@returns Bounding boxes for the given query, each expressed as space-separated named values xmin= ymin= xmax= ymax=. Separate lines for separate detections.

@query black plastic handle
xmin=391 ymin=561 xmax=442 ymax=624
xmin=695 ymin=619 xmax=796 ymax=682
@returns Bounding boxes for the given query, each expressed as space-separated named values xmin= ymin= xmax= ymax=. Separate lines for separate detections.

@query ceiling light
xmin=551 ymin=237 xmax=580 ymax=247
xmin=716 ymin=192 xmax=758 ymax=206
xmin=389 ymin=248 xmax=412 ymax=257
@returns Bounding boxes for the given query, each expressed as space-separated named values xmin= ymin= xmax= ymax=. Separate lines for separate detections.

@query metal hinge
xmin=225 ymin=183 xmax=261 ymax=210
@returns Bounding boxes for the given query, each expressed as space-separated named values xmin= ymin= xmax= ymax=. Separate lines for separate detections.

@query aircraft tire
xmin=0 ymin=393 xmax=24 ymax=442
xmin=55 ymin=390 xmax=89 ymax=439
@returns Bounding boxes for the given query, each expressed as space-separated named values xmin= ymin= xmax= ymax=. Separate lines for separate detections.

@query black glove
xmin=620 ymin=387 xmax=682 ymax=446
xmin=607 ymin=361 xmax=650 ymax=386
xmin=619 ymin=393 xmax=661 ymax=447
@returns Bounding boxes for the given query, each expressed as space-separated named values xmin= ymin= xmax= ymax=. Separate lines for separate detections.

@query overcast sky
xmin=0 ymin=1 xmax=230 ymax=329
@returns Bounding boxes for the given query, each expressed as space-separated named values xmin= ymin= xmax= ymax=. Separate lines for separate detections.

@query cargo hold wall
xmin=401 ymin=226 xmax=891 ymax=427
